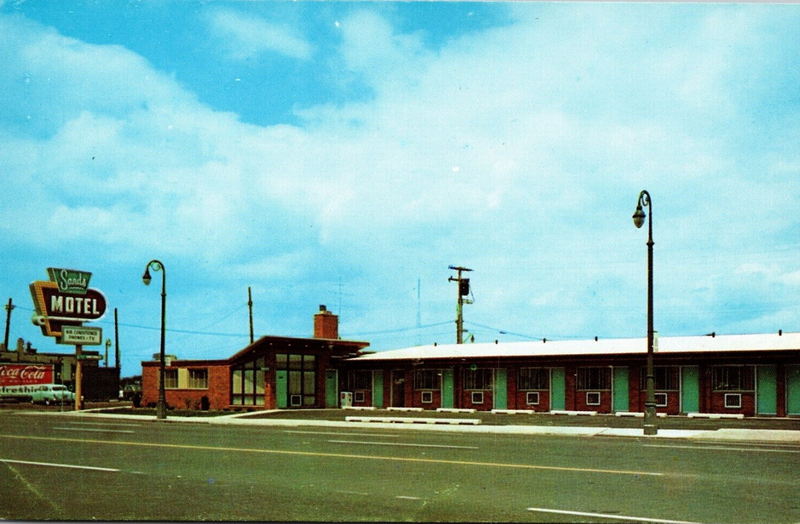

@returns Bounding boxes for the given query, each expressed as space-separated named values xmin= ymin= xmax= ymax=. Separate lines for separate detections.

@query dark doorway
xmin=391 ymin=369 xmax=405 ymax=407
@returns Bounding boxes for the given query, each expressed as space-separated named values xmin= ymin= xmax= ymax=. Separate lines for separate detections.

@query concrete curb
xmin=11 ymin=410 xmax=800 ymax=443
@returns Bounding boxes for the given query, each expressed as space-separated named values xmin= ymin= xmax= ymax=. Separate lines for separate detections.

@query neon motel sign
xmin=30 ymin=268 xmax=107 ymax=341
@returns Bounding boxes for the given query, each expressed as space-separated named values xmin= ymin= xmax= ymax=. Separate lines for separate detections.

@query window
xmin=518 ymin=368 xmax=549 ymax=390
xmin=464 ymin=368 xmax=493 ymax=390
xmin=276 ymin=354 xmax=316 ymax=408
xmin=585 ymin=392 xmax=601 ymax=405
xmin=577 ymin=368 xmax=611 ymax=390
xmin=640 ymin=367 xmax=679 ymax=391
xmin=231 ymin=355 xmax=267 ymax=406
xmin=712 ymin=366 xmax=754 ymax=391
xmin=471 ymin=391 xmax=484 ymax=404
xmin=421 ymin=391 xmax=433 ymax=403
xmin=352 ymin=371 xmax=371 ymax=390
xmin=163 ymin=369 xmax=178 ymax=389
xmin=724 ymin=393 xmax=742 ymax=409
xmin=655 ymin=392 xmax=668 ymax=407
xmin=526 ymin=391 xmax=540 ymax=405
xmin=188 ymin=369 xmax=208 ymax=389
xmin=414 ymin=370 xmax=440 ymax=390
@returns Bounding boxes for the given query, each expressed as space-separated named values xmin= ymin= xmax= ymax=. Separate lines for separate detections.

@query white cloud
xmin=1 ymin=4 xmax=798 ymax=363
xmin=206 ymin=8 xmax=313 ymax=61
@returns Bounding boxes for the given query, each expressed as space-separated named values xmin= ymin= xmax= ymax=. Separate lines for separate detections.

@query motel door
xmin=391 ymin=369 xmax=405 ymax=407
xmin=788 ymin=365 xmax=800 ymax=416
xmin=325 ymin=370 xmax=338 ymax=408
xmin=441 ymin=368 xmax=455 ymax=409
xmin=756 ymin=365 xmax=777 ymax=415
xmin=493 ymin=368 xmax=507 ymax=410
xmin=276 ymin=370 xmax=288 ymax=409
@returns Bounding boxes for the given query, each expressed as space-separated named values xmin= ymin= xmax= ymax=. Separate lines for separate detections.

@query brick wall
xmin=141 ymin=363 xmax=230 ymax=410
xmin=637 ymin=390 xmax=680 ymax=414
xmin=410 ymin=389 xmax=441 ymax=409
xmin=711 ymin=392 xmax=755 ymax=416
xmin=460 ymin=390 xmax=493 ymax=411
xmin=513 ymin=390 xmax=551 ymax=411
xmin=574 ymin=390 xmax=612 ymax=412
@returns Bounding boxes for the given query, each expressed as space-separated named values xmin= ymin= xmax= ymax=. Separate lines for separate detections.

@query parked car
xmin=29 ymin=384 xmax=75 ymax=405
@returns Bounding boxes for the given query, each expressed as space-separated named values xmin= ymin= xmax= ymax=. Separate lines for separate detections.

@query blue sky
xmin=1 ymin=1 xmax=798 ymax=378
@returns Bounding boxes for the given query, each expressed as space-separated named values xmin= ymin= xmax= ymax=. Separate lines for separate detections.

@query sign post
xmin=75 ymin=344 xmax=83 ymax=410
xmin=29 ymin=268 xmax=107 ymax=411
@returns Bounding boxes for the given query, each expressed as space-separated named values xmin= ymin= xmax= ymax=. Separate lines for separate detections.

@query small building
xmin=140 ymin=306 xmax=369 ymax=410
xmin=140 ymin=307 xmax=800 ymax=417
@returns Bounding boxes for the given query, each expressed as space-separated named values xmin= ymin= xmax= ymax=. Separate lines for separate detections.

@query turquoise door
xmin=276 ymin=370 xmax=288 ymax=409
xmin=681 ymin=366 xmax=700 ymax=414
xmin=787 ymin=365 xmax=800 ymax=415
xmin=550 ymin=368 xmax=566 ymax=410
xmin=441 ymin=368 xmax=454 ymax=408
xmin=372 ymin=371 xmax=384 ymax=407
xmin=494 ymin=368 xmax=507 ymax=409
xmin=325 ymin=370 xmax=338 ymax=408
xmin=756 ymin=365 xmax=777 ymax=415
xmin=612 ymin=367 xmax=629 ymax=412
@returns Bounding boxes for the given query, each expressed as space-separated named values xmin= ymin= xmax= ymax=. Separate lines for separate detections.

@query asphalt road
xmin=1 ymin=412 xmax=798 ymax=522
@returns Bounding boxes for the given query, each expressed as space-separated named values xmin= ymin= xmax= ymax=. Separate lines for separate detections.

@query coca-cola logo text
xmin=0 ymin=365 xmax=54 ymax=386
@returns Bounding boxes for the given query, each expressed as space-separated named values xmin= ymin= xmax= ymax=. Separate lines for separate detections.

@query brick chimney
xmin=314 ymin=305 xmax=339 ymax=339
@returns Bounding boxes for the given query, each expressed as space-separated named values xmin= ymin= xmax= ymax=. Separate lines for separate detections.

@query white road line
xmin=527 ymin=507 xmax=703 ymax=524
xmin=328 ymin=439 xmax=477 ymax=450
xmin=0 ymin=458 xmax=120 ymax=473
xmin=644 ymin=444 xmax=800 ymax=454
xmin=53 ymin=427 xmax=135 ymax=434
xmin=334 ymin=490 xmax=371 ymax=496
xmin=64 ymin=422 xmax=142 ymax=428
xmin=286 ymin=430 xmax=400 ymax=438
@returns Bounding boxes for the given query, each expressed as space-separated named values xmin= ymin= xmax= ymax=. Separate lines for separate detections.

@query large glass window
xmin=518 ymin=368 xmax=549 ymax=390
xmin=276 ymin=353 xmax=316 ymax=408
xmin=463 ymin=368 xmax=493 ymax=390
xmin=414 ymin=370 xmax=440 ymax=390
xmin=577 ymin=367 xmax=611 ymax=390
xmin=349 ymin=370 xmax=372 ymax=390
xmin=639 ymin=366 xmax=679 ymax=391
xmin=231 ymin=355 xmax=266 ymax=406
xmin=712 ymin=366 xmax=754 ymax=391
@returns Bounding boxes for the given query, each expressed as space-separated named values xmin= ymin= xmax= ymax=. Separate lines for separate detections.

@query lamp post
xmin=142 ymin=260 xmax=167 ymax=420
xmin=633 ymin=190 xmax=657 ymax=436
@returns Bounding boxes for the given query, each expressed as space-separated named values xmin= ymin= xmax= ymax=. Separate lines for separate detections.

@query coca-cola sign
xmin=0 ymin=364 xmax=54 ymax=386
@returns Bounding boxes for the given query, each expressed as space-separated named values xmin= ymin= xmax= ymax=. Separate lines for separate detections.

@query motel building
xmin=141 ymin=307 xmax=800 ymax=417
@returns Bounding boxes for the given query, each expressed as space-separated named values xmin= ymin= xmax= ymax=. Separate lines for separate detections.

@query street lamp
xmin=142 ymin=259 xmax=167 ymax=420
xmin=633 ymin=190 xmax=657 ymax=435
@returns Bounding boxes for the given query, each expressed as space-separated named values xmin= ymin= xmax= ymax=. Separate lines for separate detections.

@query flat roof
xmin=349 ymin=332 xmax=800 ymax=362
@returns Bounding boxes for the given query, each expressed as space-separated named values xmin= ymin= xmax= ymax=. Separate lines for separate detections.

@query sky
xmin=1 ymin=1 xmax=798 ymax=378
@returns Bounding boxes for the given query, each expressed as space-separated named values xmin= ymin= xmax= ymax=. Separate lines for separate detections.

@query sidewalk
xmin=24 ymin=408 xmax=800 ymax=444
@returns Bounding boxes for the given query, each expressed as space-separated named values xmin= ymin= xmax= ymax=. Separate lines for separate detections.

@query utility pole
xmin=248 ymin=286 xmax=254 ymax=344
xmin=114 ymin=308 xmax=120 ymax=369
xmin=448 ymin=266 xmax=473 ymax=344
xmin=3 ymin=298 xmax=14 ymax=352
